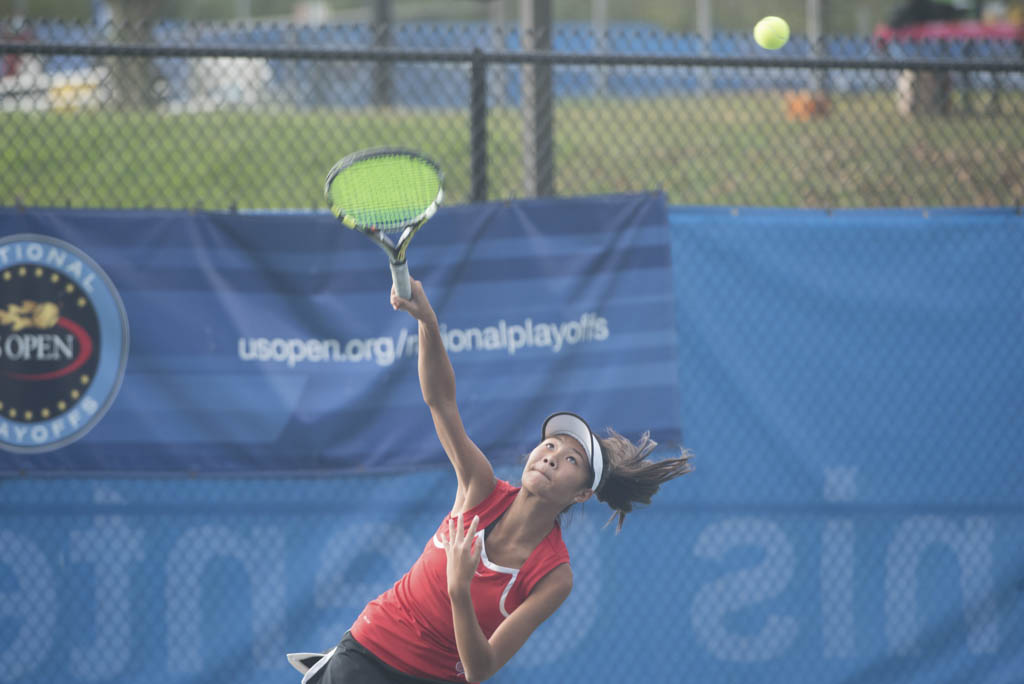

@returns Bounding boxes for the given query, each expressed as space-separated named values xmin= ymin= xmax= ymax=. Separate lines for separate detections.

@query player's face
xmin=522 ymin=435 xmax=593 ymax=502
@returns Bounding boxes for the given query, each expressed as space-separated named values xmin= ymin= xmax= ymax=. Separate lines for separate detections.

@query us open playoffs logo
xmin=0 ymin=235 xmax=129 ymax=453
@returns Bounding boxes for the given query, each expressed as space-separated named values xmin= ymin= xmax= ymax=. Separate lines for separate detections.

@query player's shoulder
xmin=493 ymin=478 xmax=519 ymax=497
xmin=477 ymin=477 xmax=516 ymax=504
xmin=453 ymin=477 xmax=516 ymax=518
xmin=534 ymin=562 xmax=573 ymax=598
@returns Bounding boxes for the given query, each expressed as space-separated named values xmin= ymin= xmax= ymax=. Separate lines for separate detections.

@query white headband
xmin=542 ymin=412 xmax=605 ymax=491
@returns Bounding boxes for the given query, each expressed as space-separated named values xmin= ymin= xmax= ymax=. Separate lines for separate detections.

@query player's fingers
xmin=391 ymin=288 xmax=410 ymax=311
xmin=460 ymin=516 xmax=478 ymax=552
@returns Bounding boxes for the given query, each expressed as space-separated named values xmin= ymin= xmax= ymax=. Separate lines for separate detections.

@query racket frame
xmin=324 ymin=147 xmax=444 ymax=299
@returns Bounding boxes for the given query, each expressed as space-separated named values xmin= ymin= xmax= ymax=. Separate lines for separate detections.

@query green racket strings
xmin=327 ymin=153 xmax=440 ymax=232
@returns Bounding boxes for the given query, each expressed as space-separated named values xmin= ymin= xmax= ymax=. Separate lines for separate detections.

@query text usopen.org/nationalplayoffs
xmin=237 ymin=313 xmax=610 ymax=368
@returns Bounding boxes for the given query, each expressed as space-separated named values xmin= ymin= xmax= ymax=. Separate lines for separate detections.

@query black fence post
xmin=372 ymin=0 xmax=393 ymax=108
xmin=470 ymin=48 xmax=488 ymax=203
xmin=521 ymin=0 xmax=554 ymax=197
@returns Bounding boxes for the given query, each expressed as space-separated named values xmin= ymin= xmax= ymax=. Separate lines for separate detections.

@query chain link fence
xmin=2 ymin=18 xmax=1022 ymax=209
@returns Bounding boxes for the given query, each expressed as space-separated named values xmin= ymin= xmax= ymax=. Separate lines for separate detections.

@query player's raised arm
xmin=391 ymin=279 xmax=496 ymax=512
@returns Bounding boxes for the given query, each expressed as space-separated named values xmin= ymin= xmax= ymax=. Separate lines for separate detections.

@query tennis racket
xmin=324 ymin=147 xmax=444 ymax=299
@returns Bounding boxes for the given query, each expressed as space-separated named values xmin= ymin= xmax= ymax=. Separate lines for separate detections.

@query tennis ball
xmin=754 ymin=16 xmax=790 ymax=50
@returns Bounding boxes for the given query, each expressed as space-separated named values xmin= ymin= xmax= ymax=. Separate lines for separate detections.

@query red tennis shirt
xmin=349 ymin=479 xmax=571 ymax=682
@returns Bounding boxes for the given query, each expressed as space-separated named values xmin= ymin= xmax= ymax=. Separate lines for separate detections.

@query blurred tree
xmin=105 ymin=0 xmax=166 ymax=108
xmin=0 ymin=0 xmax=91 ymax=20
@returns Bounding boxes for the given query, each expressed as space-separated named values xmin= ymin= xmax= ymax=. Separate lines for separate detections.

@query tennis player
xmin=297 ymin=279 xmax=692 ymax=683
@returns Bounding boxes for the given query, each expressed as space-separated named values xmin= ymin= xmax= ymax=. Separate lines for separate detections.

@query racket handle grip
xmin=391 ymin=261 xmax=412 ymax=300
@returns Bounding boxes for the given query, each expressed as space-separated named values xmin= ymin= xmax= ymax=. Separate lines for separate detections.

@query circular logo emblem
xmin=0 ymin=234 xmax=129 ymax=453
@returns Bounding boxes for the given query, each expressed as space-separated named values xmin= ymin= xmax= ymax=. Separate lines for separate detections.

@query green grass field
xmin=2 ymin=89 xmax=1021 ymax=210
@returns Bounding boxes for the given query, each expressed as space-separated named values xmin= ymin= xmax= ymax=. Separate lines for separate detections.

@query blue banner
xmin=0 ymin=195 xmax=681 ymax=471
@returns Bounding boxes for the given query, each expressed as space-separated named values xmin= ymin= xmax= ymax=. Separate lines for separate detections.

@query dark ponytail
xmin=594 ymin=429 xmax=692 ymax=533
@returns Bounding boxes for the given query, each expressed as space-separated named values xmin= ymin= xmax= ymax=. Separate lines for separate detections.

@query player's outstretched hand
xmin=391 ymin=278 xmax=436 ymax=323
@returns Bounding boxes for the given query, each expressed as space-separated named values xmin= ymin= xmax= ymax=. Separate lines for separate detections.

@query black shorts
xmin=308 ymin=632 xmax=450 ymax=684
